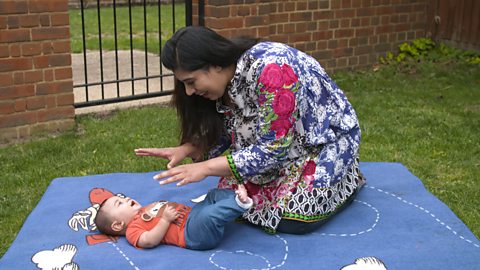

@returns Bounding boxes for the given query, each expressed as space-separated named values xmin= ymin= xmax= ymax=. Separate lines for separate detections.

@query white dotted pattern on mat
xmin=367 ymin=185 xmax=480 ymax=249
xmin=110 ymin=242 xmax=141 ymax=270
xmin=209 ymin=234 xmax=289 ymax=270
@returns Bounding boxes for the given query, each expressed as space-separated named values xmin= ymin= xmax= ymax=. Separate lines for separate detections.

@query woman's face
xmin=174 ymin=65 xmax=232 ymax=100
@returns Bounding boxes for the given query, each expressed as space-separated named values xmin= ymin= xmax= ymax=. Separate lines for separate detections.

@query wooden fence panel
xmin=428 ymin=0 xmax=480 ymax=50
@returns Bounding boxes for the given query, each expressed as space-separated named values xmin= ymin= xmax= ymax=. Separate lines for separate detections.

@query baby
xmin=94 ymin=185 xmax=252 ymax=250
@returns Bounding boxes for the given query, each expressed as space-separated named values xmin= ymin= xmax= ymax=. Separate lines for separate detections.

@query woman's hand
xmin=154 ymin=162 xmax=208 ymax=186
xmin=134 ymin=143 xmax=199 ymax=169
xmin=153 ymin=156 xmax=233 ymax=186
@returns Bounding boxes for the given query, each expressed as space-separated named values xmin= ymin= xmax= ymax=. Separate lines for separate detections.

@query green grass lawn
xmin=0 ymin=58 xmax=479 ymax=257
xmin=69 ymin=4 xmax=186 ymax=53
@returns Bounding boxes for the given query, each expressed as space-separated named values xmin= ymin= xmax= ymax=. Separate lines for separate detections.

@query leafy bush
xmin=380 ymin=38 xmax=480 ymax=66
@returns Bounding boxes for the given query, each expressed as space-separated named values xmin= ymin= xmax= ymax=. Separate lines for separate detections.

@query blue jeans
xmin=184 ymin=189 xmax=246 ymax=250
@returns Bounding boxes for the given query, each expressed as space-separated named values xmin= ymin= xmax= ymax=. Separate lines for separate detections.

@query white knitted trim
xmin=235 ymin=195 xmax=253 ymax=210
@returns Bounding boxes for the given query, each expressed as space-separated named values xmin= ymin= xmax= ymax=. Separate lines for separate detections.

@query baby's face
xmin=103 ymin=195 xmax=142 ymax=224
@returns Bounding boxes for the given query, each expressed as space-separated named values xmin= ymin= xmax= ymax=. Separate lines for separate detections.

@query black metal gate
xmin=71 ymin=0 xmax=203 ymax=108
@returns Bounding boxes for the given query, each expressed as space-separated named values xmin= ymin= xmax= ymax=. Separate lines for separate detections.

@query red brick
xmin=0 ymin=58 xmax=32 ymax=72
xmin=290 ymin=33 xmax=311 ymax=43
xmin=36 ymin=81 xmax=73 ymax=95
xmin=340 ymin=19 xmax=351 ymax=28
xmin=291 ymin=11 xmax=312 ymax=22
xmin=14 ymin=99 xmax=26 ymax=112
xmin=0 ymin=101 xmax=15 ymax=115
xmin=19 ymin=14 xmax=40 ymax=27
xmin=56 ymin=92 xmax=74 ymax=106
xmin=0 ymin=73 xmax=13 ymax=87
xmin=312 ymin=50 xmax=332 ymax=61
xmin=0 ymin=17 xmax=7 ymax=29
xmin=34 ymin=54 xmax=71 ymax=69
xmin=313 ymin=31 xmax=333 ymax=40
xmin=0 ymin=111 xmax=37 ymax=128
xmin=395 ymin=23 xmax=409 ymax=32
xmin=355 ymin=45 xmax=374 ymax=55
xmin=0 ymin=29 xmax=30 ymax=43
xmin=54 ymin=67 xmax=72 ymax=80
xmin=50 ymin=13 xmax=70 ymax=26
xmin=0 ymin=85 xmax=34 ymax=100
xmin=52 ymin=39 xmax=70 ymax=53
xmin=42 ymin=42 xmax=54 ymax=54
xmin=257 ymin=26 xmax=269 ymax=37
xmin=37 ymin=106 xmax=74 ymax=122
xmin=7 ymin=16 xmax=20 ymax=29
xmin=13 ymin=72 xmax=24 ymax=85
xmin=0 ymin=1 xmax=28 ymax=15
xmin=319 ymin=0 xmax=330 ymax=9
xmin=285 ymin=2 xmax=295 ymax=12
xmin=245 ymin=16 xmax=268 ymax=27
xmin=335 ymin=29 xmax=354 ymax=39
xmin=333 ymin=47 xmax=353 ymax=58
xmin=208 ymin=17 xmax=243 ymax=30
xmin=24 ymin=70 xmax=43 ymax=83
xmin=32 ymin=27 xmax=69 ymax=41
xmin=348 ymin=56 xmax=359 ymax=66
xmin=39 ymin=14 xmax=50 ymax=26
xmin=26 ymin=96 xmax=46 ymax=110
xmin=356 ymin=27 xmax=374 ymax=37
xmin=360 ymin=17 xmax=371 ymax=26
xmin=345 ymin=0 xmax=356 ymax=8
xmin=296 ymin=1 xmax=307 ymax=10
xmin=328 ymin=39 xmax=338 ymax=49
xmin=28 ymin=0 xmax=68 ymax=13
xmin=10 ymin=44 xmax=21 ymax=57
xmin=258 ymin=3 xmax=272 ymax=15
xmin=313 ymin=10 xmax=333 ymax=20
xmin=335 ymin=9 xmax=355 ymax=19
xmin=270 ymin=13 xmax=289 ymax=24
xmin=336 ymin=57 xmax=348 ymax=68
xmin=357 ymin=7 xmax=375 ymax=17
xmin=376 ymin=25 xmax=394 ymax=34
xmin=316 ymin=40 xmax=328 ymax=50
xmin=21 ymin=43 xmax=42 ymax=56
xmin=44 ymin=69 xmax=54 ymax=81
xmin=296 ymin=22 xmax=308 ymax=33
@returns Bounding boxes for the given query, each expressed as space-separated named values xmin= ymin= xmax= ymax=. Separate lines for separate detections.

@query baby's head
xmin=95 ymin=195 xmax=142 ymax=236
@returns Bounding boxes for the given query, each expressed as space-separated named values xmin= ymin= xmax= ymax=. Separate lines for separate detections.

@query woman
xmin=135 ymin=26 xmax=365 ymax=234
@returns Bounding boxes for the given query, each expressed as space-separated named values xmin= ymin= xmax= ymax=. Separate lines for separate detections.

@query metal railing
xmin=72 ymin=0 xmax=202 ymax=108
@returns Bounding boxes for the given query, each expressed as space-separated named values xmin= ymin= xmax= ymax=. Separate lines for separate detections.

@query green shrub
xmin=380 ymin=38 xmax=480 ymax=66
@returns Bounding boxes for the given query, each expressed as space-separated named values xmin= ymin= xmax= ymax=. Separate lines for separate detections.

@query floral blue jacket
xmin=212 ymin=42 xmax=362 ymax=229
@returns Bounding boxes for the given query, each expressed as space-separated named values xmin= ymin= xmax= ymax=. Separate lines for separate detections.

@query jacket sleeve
xmin=228 ymin=62 xmax=300 ymax=184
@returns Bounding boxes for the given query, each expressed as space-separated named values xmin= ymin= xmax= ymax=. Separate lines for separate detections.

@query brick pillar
xmin=0 ymin=0 xmax=75 ymax=144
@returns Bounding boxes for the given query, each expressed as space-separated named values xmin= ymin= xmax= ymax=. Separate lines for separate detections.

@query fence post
xmin=0 ymin=0 xmax=75 ymax=144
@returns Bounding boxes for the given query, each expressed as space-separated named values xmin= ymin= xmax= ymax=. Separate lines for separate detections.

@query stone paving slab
xmin=72 ymin=50 xmax=174 ymax=115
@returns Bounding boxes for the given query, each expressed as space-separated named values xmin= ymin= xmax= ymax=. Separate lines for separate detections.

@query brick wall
xmin=195 ymin=0 xmax=428 ymax=72
xmin=0 ymin=0 xmax=75 ymax=144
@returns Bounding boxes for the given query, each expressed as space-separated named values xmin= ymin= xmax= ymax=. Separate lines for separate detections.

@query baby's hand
xmin=162 ymin=206 xmax=179 ymax=222
xmin=235 ymin=184 xmax=251 ymax=204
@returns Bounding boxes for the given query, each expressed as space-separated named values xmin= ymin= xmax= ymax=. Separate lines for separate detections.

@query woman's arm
xmin=135 ymin=142 xmax=201 ymax=169
xmin=227 ymin=62 xmax=299 ymax=183
xmin=154 ymin=155 xmax=232 ymax=186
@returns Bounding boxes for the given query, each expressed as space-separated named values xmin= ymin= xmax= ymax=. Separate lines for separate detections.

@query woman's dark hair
xmin=161 ymin=26 xmax=259 ymax=154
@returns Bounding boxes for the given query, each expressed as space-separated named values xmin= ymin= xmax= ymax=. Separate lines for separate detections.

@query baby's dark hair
xmin=94 ymin=203 xmax=124 ymax=236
